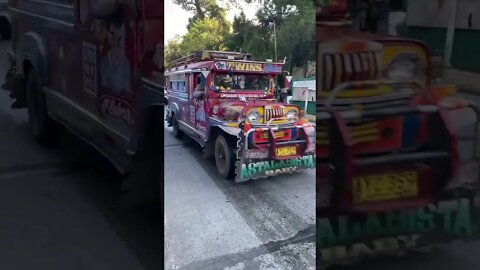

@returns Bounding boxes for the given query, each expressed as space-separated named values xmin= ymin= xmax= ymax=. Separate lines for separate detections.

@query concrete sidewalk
xmin=444 ymin=68 xmax=480 ymax=94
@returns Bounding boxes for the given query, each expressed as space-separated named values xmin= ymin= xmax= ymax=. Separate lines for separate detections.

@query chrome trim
xmin=27 ymin=0 xmax=73 ymax=9
xmin=178 ymin=120 xmax=206 ymax=140
xmin=8 ymin=6 xmax=74 ymax=27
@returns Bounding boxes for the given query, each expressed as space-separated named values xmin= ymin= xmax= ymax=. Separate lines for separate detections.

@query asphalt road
xmin=0 ymin=41 xmax=162 ymax=270
xmin=164 ymin=121 xmax=316 ymax=269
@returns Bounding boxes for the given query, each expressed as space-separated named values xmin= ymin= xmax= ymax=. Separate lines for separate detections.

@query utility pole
xmin=273 ymin=20 xmax=277 ymax=62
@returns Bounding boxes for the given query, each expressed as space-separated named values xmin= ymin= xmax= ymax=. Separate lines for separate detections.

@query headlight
xmin=286 ymin=109 xmax=298 ymax=120
xmin=387 ymin=53 xmax=420 ymax=81
xmin=248 ymin=110 xmax=261 ymax=123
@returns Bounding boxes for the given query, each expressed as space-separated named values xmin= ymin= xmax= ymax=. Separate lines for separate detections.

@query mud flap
xmin=234 ymin=120 xmax=316 ymax=182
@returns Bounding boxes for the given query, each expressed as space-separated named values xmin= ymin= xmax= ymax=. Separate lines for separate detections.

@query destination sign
xmin=214 ymin=61 xmax=283 ymax=73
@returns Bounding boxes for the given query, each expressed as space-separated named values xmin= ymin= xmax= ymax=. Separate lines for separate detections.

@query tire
xmin=120 ymin=111 xmax=163 ymax=212
xmin=172 ymin=113 xmax=183 ymax=139
xmin=26 ymin=68 xmax=61 ymax=144
xmin=214 ymin=134 xmax=236 ymax=179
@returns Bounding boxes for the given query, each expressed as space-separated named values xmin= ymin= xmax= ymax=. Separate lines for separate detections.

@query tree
xmin=165 ymin=35 xmax=184 ymax=67
xmin=173 ymin=0 xmax=231 ymax=31
xmin=227 ymin=11 xmax=256 ymax=52
xmin=180 ymin=18 xmax=229 ymax=53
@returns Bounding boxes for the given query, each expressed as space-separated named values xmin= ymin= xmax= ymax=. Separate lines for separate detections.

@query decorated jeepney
xmin=317 ymin=0 xmax=480 ymax=267
xmin=165 ymin=51 xmax=315 ymax=181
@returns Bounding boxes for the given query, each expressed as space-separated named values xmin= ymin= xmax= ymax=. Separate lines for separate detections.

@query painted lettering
xmin=240 ymin=155 xmax=315 ymax=179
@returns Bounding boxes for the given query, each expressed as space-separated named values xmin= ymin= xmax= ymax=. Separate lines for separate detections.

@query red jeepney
xmin=3 ymin=0 xmax=165 ymax=205
xmin=165 ymin=51 xmax=316 ymax=181
xmin=317 ymin=0 xmax=480 ymax=267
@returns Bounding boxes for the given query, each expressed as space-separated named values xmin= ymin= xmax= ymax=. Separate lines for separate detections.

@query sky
xmin=165 ymin=0 xmax=259 ymax=44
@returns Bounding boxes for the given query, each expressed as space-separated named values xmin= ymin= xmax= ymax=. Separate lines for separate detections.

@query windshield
xmin=214 ymin=74 xmax=270 ymax=91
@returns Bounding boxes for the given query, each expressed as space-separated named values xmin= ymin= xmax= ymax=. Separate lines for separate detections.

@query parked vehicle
xmin=0 ymin=0 xmax=10 ymax=40
xmin=3 ymin=0 xmax=165 ymax=206
xmin=317 ymin=0 xmax=480 ymax=267
xmin=165 ymin=50 xmax=316 ymax=181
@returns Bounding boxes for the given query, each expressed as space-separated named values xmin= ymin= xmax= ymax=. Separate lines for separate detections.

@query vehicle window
xmin=214 ymin=74 xmax=270 ymax=91
xmin=169 ymin=74 xmax=186 ymax=93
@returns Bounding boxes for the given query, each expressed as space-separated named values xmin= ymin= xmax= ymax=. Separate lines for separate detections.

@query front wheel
xmin=214 ymin=134 xmax=236 ymax=179
xmin=172 ymin=114 xmax=183 ymax=139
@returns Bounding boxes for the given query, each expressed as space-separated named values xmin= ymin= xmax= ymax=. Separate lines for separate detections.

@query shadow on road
xmin=20 ymin=125 xmax=163 ymax=270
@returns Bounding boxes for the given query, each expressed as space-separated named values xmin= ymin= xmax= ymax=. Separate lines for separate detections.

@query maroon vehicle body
xmin=4 ymin=0 xmax=165 ymax=202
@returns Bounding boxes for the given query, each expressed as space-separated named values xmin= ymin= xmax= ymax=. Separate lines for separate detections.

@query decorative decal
xmin=82 ymin=42 xmax=97 ymax=95
xmin=263 ymin=64 xmax=282 ymax=73
xmin=98 ymin=95 xmax=134 ymax=125
xmin=239 ymin=155 xmax=315 ymax=179
xmin=215 ymin=61 xmax=227 ymax=70
xmin=190 ymin=105 xmax=195 ymax=123
xmin=227 ymin=62 xmax=263 ymax=72
xmin=99 ymin=23 xmax=132 ymax=95
xmin=220 ymin=93 xmax=266 ymax=98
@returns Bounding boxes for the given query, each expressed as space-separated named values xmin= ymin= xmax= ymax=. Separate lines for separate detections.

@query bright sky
xmin=165 ymin=0 xmax=259 ymax=44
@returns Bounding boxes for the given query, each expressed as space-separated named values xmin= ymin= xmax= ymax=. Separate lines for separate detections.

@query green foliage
xmin=168 ymin=0 xmax=315 ymax=73
xmin=165 ymin=35 xmax=183 ymax=67
xmin=180 ymin=18 xmax=229 ymax=53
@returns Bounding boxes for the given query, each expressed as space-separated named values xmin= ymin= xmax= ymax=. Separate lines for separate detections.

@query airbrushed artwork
xmin=166 ymin=50 xmax=316 ymax=182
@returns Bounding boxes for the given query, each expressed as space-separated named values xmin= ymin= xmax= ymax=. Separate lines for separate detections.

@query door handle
xmin=469 ymin=13 xmax=473 ymax=28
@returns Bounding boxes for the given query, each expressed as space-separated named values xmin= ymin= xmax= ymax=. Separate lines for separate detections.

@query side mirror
xmin=91 ymin=0 xmax=118 ymax=19
xmin=211 ymin=86 xmax=220 ymax=93
xmin=194 ymin=90 xmax=205 ymax=99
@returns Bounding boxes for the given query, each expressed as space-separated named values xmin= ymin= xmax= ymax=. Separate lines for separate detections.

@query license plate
xmin=276 ymin=146 xmax=296 ymax=157
xmin=353 ymin=171 xmax=418 ymax=203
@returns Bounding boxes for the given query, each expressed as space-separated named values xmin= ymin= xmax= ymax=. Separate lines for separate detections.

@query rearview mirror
xmin=91 ymin=0 xmax=118 ymax=19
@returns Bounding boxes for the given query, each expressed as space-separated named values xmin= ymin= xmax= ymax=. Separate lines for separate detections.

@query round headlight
xmin=387 ymin=61 xmax=416 ymax=80
xmin=386 ymin=53 xmax=420 ymax=81
xmin=286 ymin=109 xmax=298 ymax=120
xmin=248 ymin=110 xmax=261 ymax=123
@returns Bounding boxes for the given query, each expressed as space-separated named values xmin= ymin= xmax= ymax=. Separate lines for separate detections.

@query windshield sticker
xmin=220 ymin=93 xmax=265 ymax=98
xmin=263 ymin=64 xmax=282 ymax=73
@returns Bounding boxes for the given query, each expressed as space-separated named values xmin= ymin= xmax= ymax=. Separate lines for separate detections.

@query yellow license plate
xmin=276 ymin=146 xmax=296 ymax=157
xmin=353 ymin=171 xmax=418 ymax=203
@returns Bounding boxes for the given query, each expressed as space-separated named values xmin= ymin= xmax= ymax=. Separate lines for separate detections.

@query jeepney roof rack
xmin=169 ymin=50 xmax=253 ymax=69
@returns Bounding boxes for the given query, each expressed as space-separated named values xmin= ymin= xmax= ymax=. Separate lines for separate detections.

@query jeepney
xmin=3 ymin=0 xmax=165 ymax=206
xmin=165 ymin=51 xmax=316 ymax=181
xmin=317 ymin=0 xmax=480 ymax=267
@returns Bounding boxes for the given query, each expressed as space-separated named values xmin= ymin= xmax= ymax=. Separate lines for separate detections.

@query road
xmin=0 ymin=41 xmax=162 ymax=270
xmin=164 ymin=121 xmax=316 ymax=269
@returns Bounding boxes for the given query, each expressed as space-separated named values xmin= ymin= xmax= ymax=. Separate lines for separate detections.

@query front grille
xmin=317 ymin=121 xmax=380 ymax=145
xmin=322 ymin=51 xmax=382 ymax=91
xmin=265 ymin=108 xmax=285 ymax=121
xmin=262 ymin=130 xmax=285 ymax=139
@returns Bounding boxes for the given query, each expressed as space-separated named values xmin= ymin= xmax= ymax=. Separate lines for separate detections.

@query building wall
xmin=405 ymin=0 xmax=480 ymax=71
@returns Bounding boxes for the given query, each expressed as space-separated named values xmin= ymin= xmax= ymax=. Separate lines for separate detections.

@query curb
xmin=457 ymin=84 xmax=480 ymax=95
